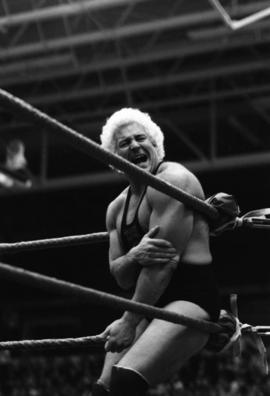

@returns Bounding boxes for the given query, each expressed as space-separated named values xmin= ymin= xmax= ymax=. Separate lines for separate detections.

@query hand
xmin=129 ymin=225 xmax=178 ymax=267
xmin=99 ymin=318 xmax=137 ymax=353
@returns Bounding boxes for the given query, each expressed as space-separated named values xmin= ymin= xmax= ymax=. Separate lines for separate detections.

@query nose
xmin=130 ymin=138 xmax=140 ymax=150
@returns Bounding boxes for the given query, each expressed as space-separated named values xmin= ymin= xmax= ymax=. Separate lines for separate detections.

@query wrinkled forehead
xmin=114 ymin=122 xmax=147 ymax=141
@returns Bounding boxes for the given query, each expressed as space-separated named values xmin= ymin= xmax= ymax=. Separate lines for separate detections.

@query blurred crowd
xmin=0 ymin=336 xmax=270 ymax=396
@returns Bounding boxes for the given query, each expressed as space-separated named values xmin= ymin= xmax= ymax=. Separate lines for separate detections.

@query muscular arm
xmin=108 ymin=229 xmax=141 ymax=290
xmin=123 ymin=171 xmax=194 ymax=326
xmin=106 ymin=196 xmax=178 ymax=290
xmin=104 ymin=169 xmax=197 ymax=352
xmin=104 ymin=167 xmax=202 ymax=351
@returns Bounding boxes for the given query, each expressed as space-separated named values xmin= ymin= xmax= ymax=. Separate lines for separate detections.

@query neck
xmin=128 ymin=177 xmax=146 ymax=195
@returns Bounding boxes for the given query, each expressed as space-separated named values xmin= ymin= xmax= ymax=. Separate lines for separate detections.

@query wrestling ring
xmin=0 ymin=87 xmax=269 ymax=376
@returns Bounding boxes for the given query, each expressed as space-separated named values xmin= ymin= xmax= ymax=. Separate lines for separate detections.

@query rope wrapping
xmin=0 ymin=232 xmax=109 ymax=254
xmin=0 ymin=262 xmax=222 ymax=334
xmin=0 ymin=89 xmax=218 ymax=221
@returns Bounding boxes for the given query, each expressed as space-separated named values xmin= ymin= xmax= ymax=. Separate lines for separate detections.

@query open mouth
xmin=132 ymin=154 xmax=148 ymax=164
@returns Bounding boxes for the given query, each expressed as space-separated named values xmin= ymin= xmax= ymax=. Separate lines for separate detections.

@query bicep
xmin=108 ymin=228 xmax=124 ymax=266
xmin=106 ymin=203 xmax=125 ymax=268
xmin=149 ymin=192 xmax=194 ymax=256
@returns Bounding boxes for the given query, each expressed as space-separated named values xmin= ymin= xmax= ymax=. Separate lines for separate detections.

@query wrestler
xmin=92 ymin=108 xmax=220 ymax=396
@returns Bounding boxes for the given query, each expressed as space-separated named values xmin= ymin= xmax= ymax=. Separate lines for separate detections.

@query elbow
xmin=116 ymin=275 xmax=134 ymax=290
xmin=116 ymin=277 xmax=134 ymax=290
xmin=166 ymin=258 xmax=178 ymax=272
xmin=143 ymin=260 xmax=177 ymax=283
xmin=110 ymin=266 xmax=134 ymax=290
xmin=163 ymin=260 xmax=178 ymax=277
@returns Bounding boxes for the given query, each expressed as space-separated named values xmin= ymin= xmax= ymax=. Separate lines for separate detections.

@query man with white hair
xmin=93 ymin=108 xmax=220 ymax=396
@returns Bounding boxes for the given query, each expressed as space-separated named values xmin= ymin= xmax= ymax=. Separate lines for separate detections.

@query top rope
xmin=0 ymin=89 xmax=218 ymax=221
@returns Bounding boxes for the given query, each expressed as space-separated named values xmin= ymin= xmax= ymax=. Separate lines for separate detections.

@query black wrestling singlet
xmin=120 ymin=186 xmax=147 ymax=252
xmin=120 ymin=162 xmax=163 ymax=252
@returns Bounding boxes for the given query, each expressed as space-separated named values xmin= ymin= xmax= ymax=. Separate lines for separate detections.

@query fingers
xmin=104 ymin=337 xmax=126 ymax=353
xmin=97 ymin=326 xmax=111 ymax=341
xmin=104 ymin=339 xmax=111 ymax=352
xmin=145 ymin=225 xmax=160 ymax=238
xmin=148 ymin=251 xmax=178 ymax=259
xmin=143 ymin=226 xmax=176 ymax=249
xmin=149 ymin=238 xmax=173 ymax=248
xmin=143 ymin=258 xmax=175 ymax=265
xmin=148 ymin=245 xmax=177 ymax=253
xmin=142 ymin=257 xmax=179 ymax=266
xmin=144 ymin=246 xmax=178 ymax=260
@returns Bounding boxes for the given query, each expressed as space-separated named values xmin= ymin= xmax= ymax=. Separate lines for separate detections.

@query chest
xmin=116 ymin=191 xmax=151 ymax=232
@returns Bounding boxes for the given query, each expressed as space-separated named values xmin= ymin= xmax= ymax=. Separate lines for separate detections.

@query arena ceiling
xmin=0 ymin=0 xmax=270 ymax=191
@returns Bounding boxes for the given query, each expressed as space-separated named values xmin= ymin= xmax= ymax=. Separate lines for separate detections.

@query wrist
xmin=122 ymin=311 xmax=141 ymax=327
xmin=126 ymin=247 xmax=140 ymax=266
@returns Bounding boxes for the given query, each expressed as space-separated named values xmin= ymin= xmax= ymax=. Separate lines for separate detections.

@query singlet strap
xmin=122 ymin=186 xmax=147 ymax=227
xmin=122 ymin=161 xmax=164 ymax=225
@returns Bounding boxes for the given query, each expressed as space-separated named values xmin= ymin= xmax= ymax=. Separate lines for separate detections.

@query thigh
xmin=99 ymin=318 xmax=149 ymax=387
xmin=118 ymin=301 xmax=210 ymax=386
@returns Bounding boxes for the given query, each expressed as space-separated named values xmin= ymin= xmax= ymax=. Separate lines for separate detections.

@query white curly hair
xmin=100 ymin=108 xmax=165 ymax=161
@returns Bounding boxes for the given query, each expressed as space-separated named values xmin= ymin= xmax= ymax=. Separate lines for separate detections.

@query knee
xmin=110 ymin=365 xmax=149 ymax=396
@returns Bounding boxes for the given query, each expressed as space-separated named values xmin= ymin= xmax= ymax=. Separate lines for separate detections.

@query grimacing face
xmin=114 ymin=122 xmax=159 ymax=173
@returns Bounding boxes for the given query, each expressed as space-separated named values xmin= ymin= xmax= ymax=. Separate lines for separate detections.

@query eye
xmin=118 ymin=139 xmax=129 ymax=148
xmin=136 ymin=135 xmax=146 ymax=142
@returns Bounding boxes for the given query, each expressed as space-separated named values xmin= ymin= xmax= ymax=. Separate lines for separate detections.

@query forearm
xmin=123 ymin=263 xmax=176 ymax=326
xmin=110 ymin=250 xmax=140 ymax=290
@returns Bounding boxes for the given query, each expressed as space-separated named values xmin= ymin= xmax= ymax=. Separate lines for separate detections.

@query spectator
xmin=0 ymin=139 xmax=33 ymax=188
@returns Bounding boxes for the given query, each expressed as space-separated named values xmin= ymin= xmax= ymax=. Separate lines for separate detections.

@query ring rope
xmin=0 ymin=232 xmax=109 ymax=254
xmin=0 ymin=335 xmax=105 ymax=352
xmin=2 ymin=319 xmax=270 ymax=353
xmin=0 ymin=262 xmax=222 ymax=334
xmin=3 ymin=206 xmax=270 ymax=255
xmin=0 ymin=89 xmax=218 ymax=221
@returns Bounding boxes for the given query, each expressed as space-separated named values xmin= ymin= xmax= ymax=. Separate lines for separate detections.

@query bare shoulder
xmin=106 ymin=187 xmax=128 ymax=229
xmin=156 ymin=161 xmax=205 ymax=200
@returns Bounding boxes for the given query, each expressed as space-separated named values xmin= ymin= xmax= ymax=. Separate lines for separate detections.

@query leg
xmin=117 ymin=300 xmax=210 ymax=386
xmin=94 ymin=318 xmax=149 ymax=391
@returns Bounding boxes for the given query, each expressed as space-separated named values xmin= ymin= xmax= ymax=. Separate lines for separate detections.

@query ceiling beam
xmin=0 ymin=151 xmax=270 ymax=196
xmin=2 ymin=83 xmax=270 ymax=136
xmin=188 ymin=151 xmax=270 ymax=173
xmin=0 ymin=0 xmax=149 ymax=27
xmin=0 ymin=95 xmax=258 ymax=136
xmin=0 ymin=54 xmax=73 ymax=76
xmin=2 ymin=30 xmax=270 ymax=87
xmin=24 ymin=58 xmax=270 ymax=106
xmin=2 ymin=1 xmax=270 ymax=59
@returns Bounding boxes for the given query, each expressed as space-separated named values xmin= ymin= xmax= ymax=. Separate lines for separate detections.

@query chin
xmin=139 ymin=162 xmax=151 ymax=171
